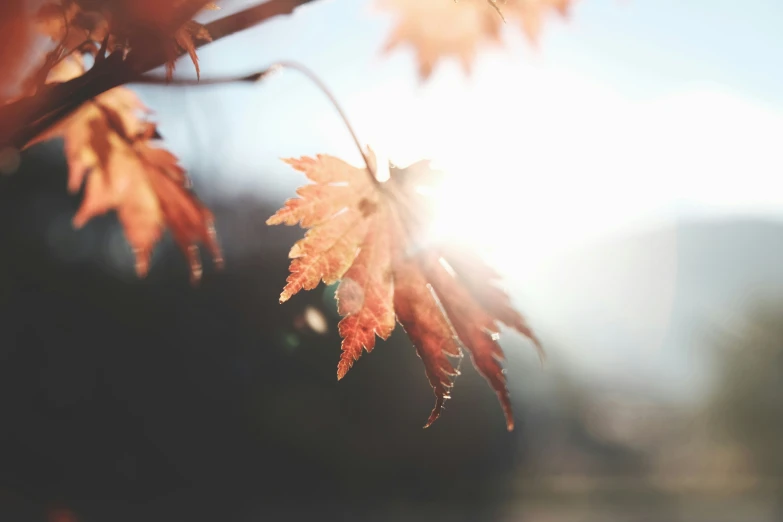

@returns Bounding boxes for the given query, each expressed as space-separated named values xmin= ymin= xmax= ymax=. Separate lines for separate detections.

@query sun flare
xmin=348 ymin=58 xmax=783 ymax=283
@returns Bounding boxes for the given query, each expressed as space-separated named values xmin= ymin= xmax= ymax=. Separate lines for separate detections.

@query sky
xmin=136 ymin=0 xmax=783 ymax=264
xmin=132 ymin=0 xmax=783 ymax=401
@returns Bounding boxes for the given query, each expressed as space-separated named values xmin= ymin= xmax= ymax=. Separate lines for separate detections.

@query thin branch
xmin=14 ymin=52 xmax=134 ymax=149
xmin=134 ymin=61 xmax=379 ymax=184
xmin=133 ymin=71 xmax=272 ymax=86
xmin=2 ymin=0 xmax=321 ymax=150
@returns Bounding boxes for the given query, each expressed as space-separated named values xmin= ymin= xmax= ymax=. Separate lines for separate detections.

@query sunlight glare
xmin=352 ymin=65 xmax=783 ymax=280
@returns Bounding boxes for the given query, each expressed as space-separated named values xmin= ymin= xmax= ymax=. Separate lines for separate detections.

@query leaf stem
xmin=133 ymin=71 xmax=272 ymax=85
xmin=269 ymin=61 xmax=378 ymax=184
xmin=487 ymin=0 xmax=507 ymax=23
xmin=135 ymin=61 xmax=379 ymax=185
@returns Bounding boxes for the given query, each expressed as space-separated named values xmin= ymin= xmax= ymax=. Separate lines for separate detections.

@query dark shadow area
xmin=0 ymin=145 xmax=540 ymax=522
xmin=2 ymin=145 xmax=783 ymax=522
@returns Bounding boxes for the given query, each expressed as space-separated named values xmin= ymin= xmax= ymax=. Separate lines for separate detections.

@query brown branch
xmin=133 ymin=71 xmax=273 ymax=86
xmin=127 ymin=0 xmax=314 ymax=71
xmin=2 ymin=0 xmax=319 ymax=150
xmin=206 ymin=0 xmax=313 ymax=40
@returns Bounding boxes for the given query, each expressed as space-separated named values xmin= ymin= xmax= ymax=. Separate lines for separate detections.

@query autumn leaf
xmin=268 ymin=150 xmax=541 ymax=429
xmin=26 ymin=56 xmax=222 ymax=283
xmin=378 ymin=0 xmax=575 ymax=79
xmin=378 ymin=0 xmax=501 ymax=78
xmin=269 ymin=155 xmax=376 ymax=302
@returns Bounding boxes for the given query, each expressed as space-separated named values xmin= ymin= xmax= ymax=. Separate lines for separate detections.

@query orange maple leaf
xmin=378 ymin=0 xmax=501 ymax=78
xmin=378 ymin=0 xmax=575 ymax=79
xmin=27 ymin=56 xmax=222 ymax=282
xmin=268 ymin=151 xmax=541 ymax=429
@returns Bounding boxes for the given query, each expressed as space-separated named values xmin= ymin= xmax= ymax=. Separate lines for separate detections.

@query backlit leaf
xmin=269 ymin=151 xmax=541 ymax=429
xmin=26 ymin=56 xmax=222 ymax=282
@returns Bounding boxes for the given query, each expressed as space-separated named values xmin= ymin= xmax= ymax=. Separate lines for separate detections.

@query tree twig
xmin=133 ymin=71 xmax=271 ymax=86
xmin=1 ymin=0 xmax=321 ymax=150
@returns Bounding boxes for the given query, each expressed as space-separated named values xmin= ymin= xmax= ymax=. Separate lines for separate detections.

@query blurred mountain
xmin=511 ymin=217 xmax=783 ymax=405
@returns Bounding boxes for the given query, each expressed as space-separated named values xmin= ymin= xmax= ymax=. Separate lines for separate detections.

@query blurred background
xmin=1 ymin=0 xmax=783 ymax=520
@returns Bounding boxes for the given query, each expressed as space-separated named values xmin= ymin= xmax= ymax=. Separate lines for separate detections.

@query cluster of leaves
xmin=0 ymin=0 xmax=575 ymax=429
xmin=14 ymin=0 xmax=224 ymax=282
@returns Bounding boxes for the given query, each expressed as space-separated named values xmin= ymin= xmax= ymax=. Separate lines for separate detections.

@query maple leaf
xmin=26 ymin=56 xmax=222 ymax=282
xmin=378 ymin=0 xmax=574 ymax=79
xmin=378 ymin=0 xmax=502 ymax=78
xmin=268 ymin=151 xmax=541 ymax=429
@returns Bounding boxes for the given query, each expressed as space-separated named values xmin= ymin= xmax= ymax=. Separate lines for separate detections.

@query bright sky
xmin=133 ymin=0 xmax=783 ymax=400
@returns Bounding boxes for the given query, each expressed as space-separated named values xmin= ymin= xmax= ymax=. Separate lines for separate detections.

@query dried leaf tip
xmin=423 ymin=393 xmax=449 ymax=429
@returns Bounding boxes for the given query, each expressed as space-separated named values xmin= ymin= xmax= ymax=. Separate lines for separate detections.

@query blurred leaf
xmin=379 ymin=0 xmax=575 ymax=79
